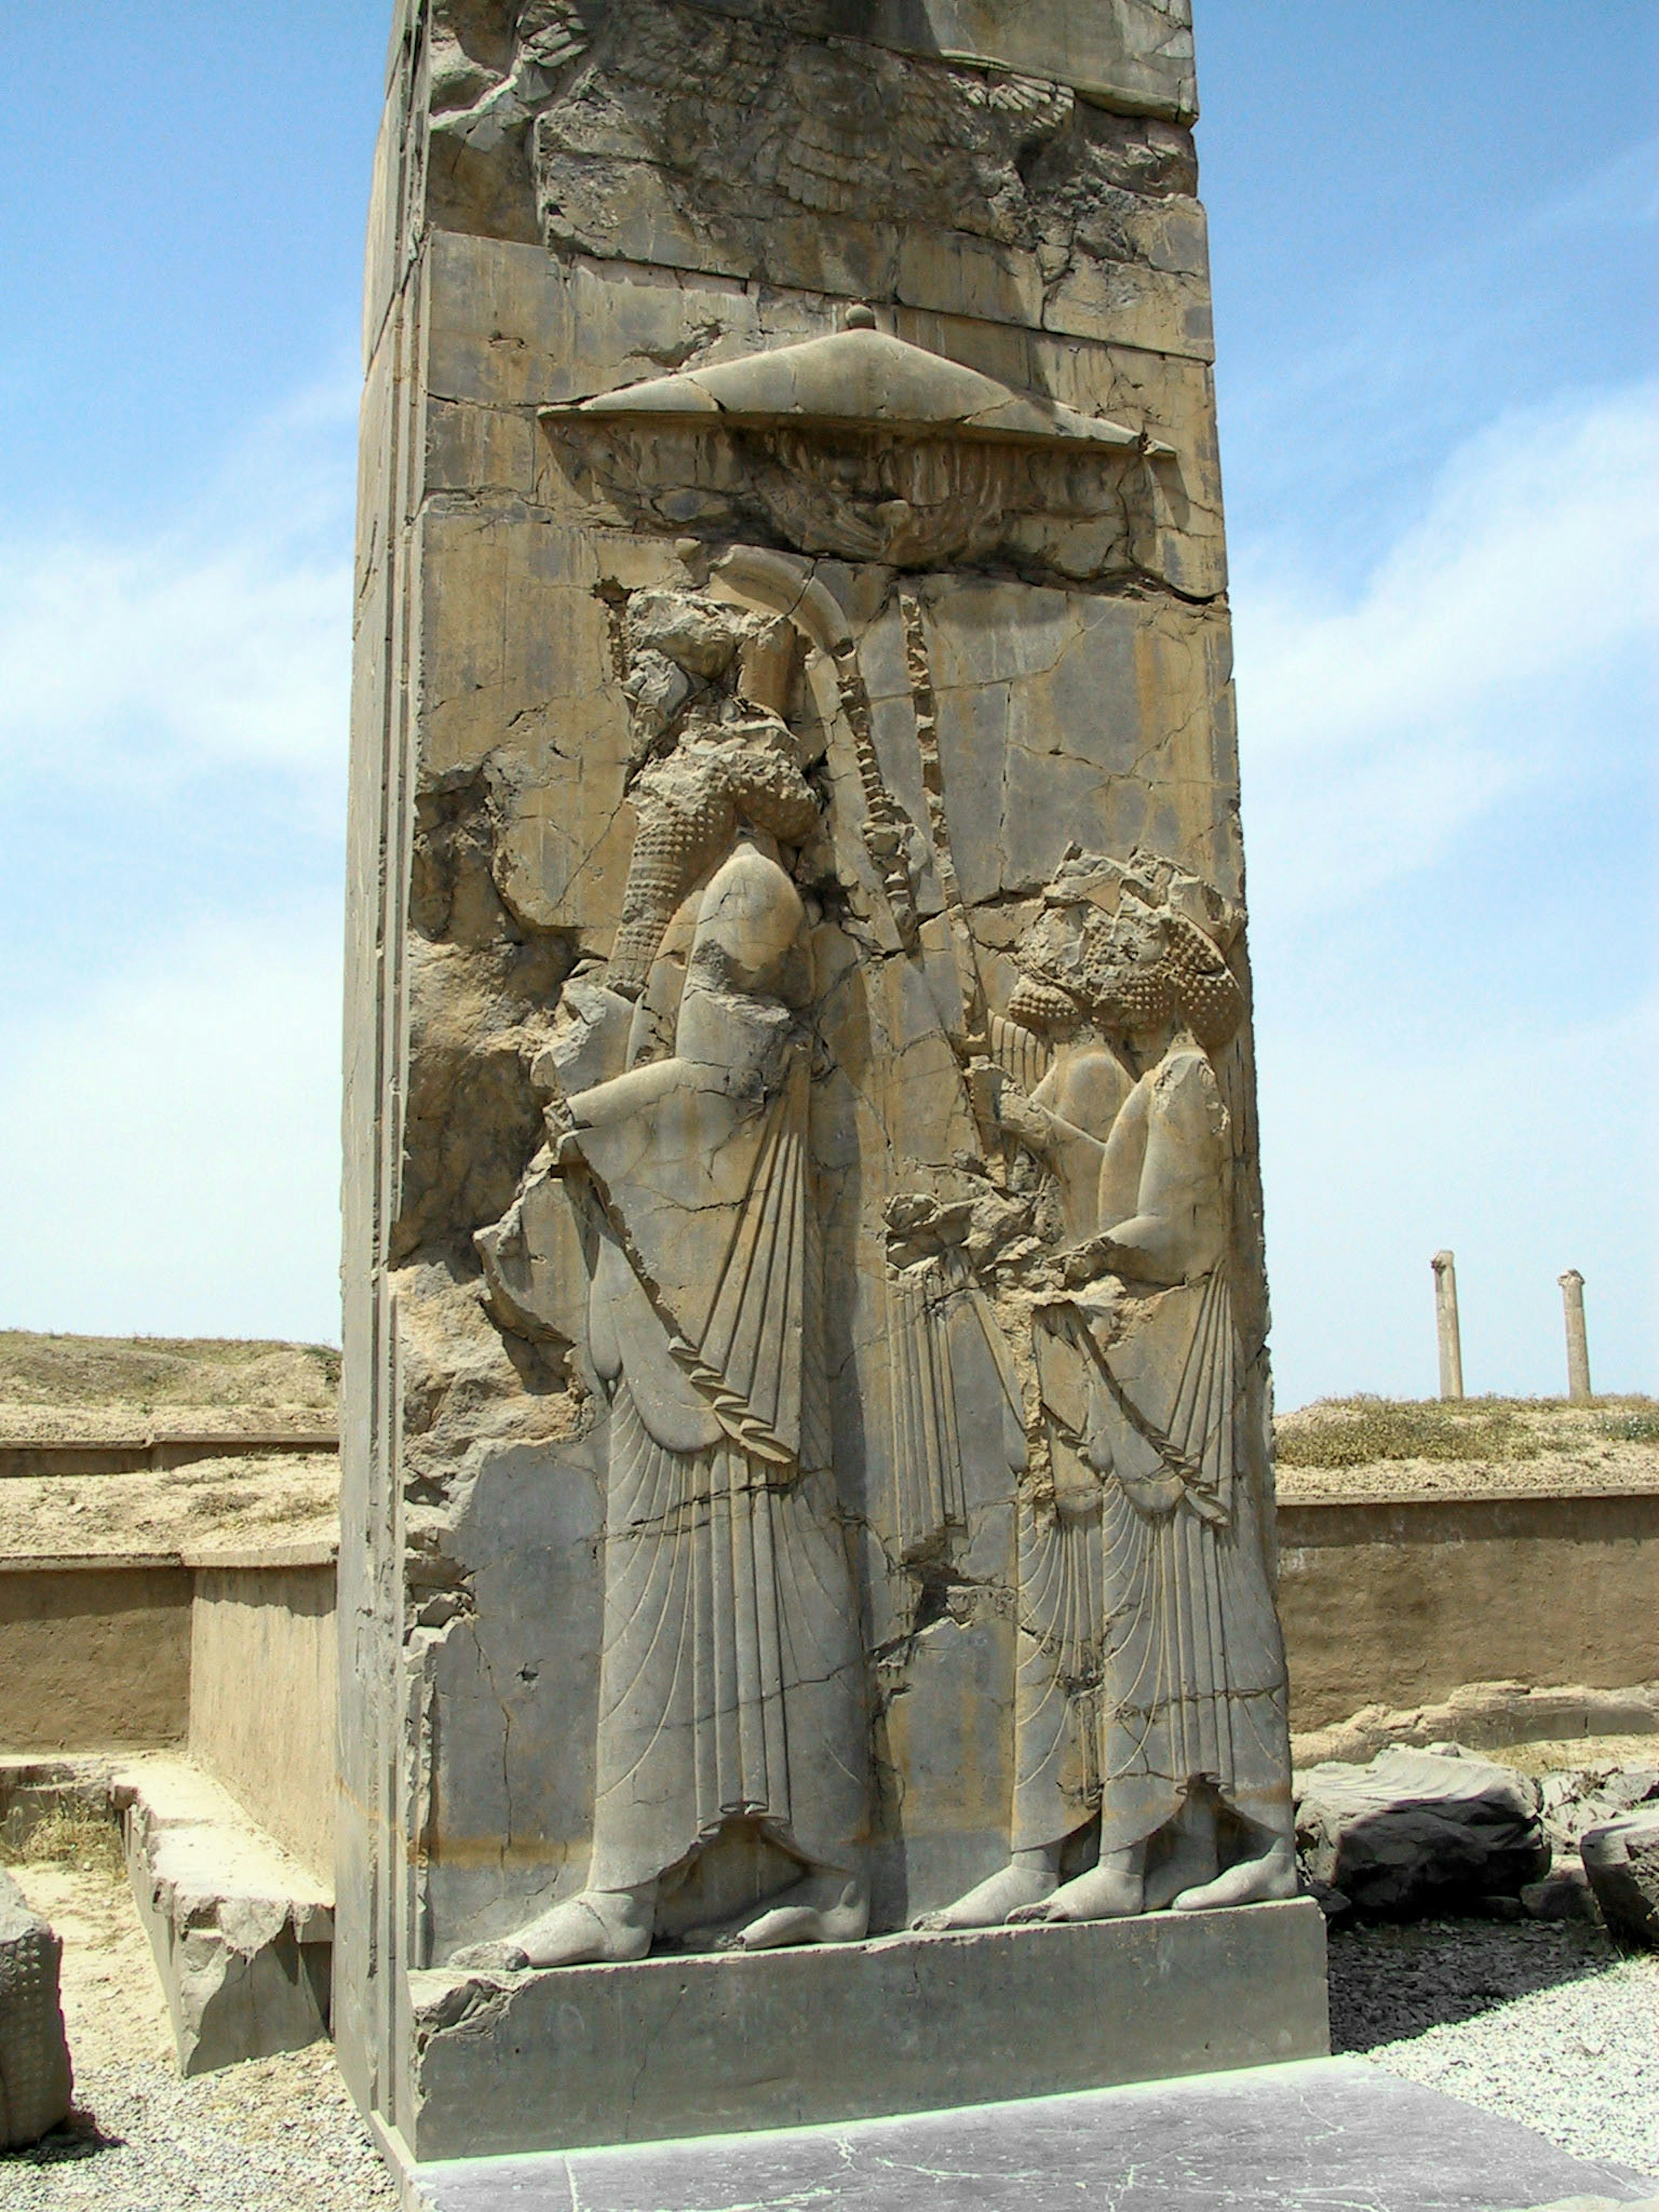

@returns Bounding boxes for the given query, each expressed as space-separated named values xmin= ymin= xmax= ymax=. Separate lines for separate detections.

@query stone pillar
xmin=1559 ymin=1270 xmax=1592 ymax=1402
xmin=339 ymin=0 xmax=1323 ymax=2171
xmin=1432 ymin=1251 xmax=1464 ymax=1401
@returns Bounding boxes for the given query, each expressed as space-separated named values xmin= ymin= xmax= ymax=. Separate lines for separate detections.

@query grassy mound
xmin=1276 ymin=1393 xmax=1659 ymax=1469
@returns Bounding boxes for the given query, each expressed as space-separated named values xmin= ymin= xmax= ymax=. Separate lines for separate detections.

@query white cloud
xmin=0 ymin=371 xmax=355 ymax=814
xmin=1233 ymin=379 xmax=1659 ymax=916
xmin=0 ymin=900 xmax=344 ymax=1344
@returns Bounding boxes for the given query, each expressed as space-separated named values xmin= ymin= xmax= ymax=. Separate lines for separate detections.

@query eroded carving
xmin=920 ymin=853 xmax=1294 ymax=1928
xmin=462 ymin=588 xmax=870 ymax=1970
xmin=543 ymin=321 xmax=1173 ymax=582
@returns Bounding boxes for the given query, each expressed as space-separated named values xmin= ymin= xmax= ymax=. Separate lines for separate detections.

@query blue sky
xmin=0 ymin=3 xmax=1653 ymax=1408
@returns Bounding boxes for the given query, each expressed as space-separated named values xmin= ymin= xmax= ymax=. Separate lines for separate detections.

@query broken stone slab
xmin=0 ymin=1866 xmax=73 ymax=2148
xmin=1539 ymin=1763 xmax=1659 ymax=1854
xmin=1580 ymin=1806 xmax=1659 ymax=1951
xmin=118 ymin=1755 xmax=332 ymax=2075
xmin=1290 ymin=1680 xmax=1659 ymax=1769
xmin=1296 ymin=1746 xmax=1549 ymax=1919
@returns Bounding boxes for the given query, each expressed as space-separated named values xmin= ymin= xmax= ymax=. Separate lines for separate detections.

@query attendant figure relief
xmin=918 ymin=850 xmax=1295 ymax=1931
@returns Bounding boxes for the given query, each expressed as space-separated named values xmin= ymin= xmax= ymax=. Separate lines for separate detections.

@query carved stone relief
xmin=395 ymin=318 xmax=1291 ymax=1971
xmin=424 ymin=1 xmax=1210 ymax=353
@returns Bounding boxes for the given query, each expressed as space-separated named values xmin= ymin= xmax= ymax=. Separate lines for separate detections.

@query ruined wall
xmin=188 ymin=1554 xmax=338 ymax=1881
xmin=0 ymin=1562 xmax=191 ymax=1750
xmin=1280 ymin=1493 xmax=1659 ymax=1730
xmin=341 ymin=0 xmax=1292 ymax=2153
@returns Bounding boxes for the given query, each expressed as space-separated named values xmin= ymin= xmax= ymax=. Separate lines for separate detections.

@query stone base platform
xmin=397 ymin=2058 xmax=1658 ymax=2212
xmin=397 ymin=1897 xmax=1327 ymax=2164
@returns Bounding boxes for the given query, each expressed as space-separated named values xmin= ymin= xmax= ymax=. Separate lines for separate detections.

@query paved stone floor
xmin=411 ymin=2057 xmax=1651 ymax=2211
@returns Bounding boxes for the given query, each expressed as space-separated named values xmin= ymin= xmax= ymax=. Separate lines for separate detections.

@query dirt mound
xmin=1274 ymin=1395 xmax=1659 ymax=1502
xmin=0 ymin=1334 xmax=339 ymax=1443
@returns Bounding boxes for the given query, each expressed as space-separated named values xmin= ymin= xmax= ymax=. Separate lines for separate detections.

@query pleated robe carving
xmin=1011 ymin=1047 xmax=1290 ymax=1859
xmin=572 ymin=1046 xmax=868 ymax=1894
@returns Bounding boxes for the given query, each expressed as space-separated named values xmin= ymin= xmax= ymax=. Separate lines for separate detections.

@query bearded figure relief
xmin=462 ymin=591 xmax=868 ymax=1970
xmin=921 ymin=851 xmax=1295 ymax=1930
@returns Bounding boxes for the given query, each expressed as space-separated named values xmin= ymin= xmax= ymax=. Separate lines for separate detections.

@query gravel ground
xmin=1 ymin=2047 xmax=400 ymax=2211
xmin=6 ymin=1860 xmax=1654 ymax=2202
xmin=1331 ymin=1916 xmax=1659 ymax=2180
xmin=0 ymin=1857 xmax=397 ymax=2211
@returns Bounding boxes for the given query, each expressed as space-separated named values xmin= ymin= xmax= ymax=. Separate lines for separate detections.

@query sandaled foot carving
xmin=1007 ymin=1858 xmax=1144 ymax=1924
xmin=912 ymin=1859 xmax=1057 ymax=1931
xmin=449 ymin=1886 xmax=655 ymax=1972
xmin=683 ymin=1871 xmax=868 ymax=1954
xmin=1173 ymin=1840 xmax=1297 ymax=1912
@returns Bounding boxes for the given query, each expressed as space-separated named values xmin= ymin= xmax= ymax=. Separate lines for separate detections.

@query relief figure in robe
xmin=459 ymin=599 xmax=868 ymax=1971
xmin=921 ymin=852 xmax=1294 ymax=1929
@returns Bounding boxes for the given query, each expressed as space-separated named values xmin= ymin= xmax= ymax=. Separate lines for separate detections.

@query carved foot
xmin=684 ymin=1871 xmax=868 ymax=1954
xmin=913 ymin=1860 xmax=1056 ymax=1931
xmin=450 ymin=1887 xmax=654 ymax=1972
xmin=1007 ymin=1860 xmax=1144 ymax=1923
xmin=1173 ymin=1840 xmax=1297 ymax=1912
xmin=1143 ymin=1822 xmax=1219 ymax=1911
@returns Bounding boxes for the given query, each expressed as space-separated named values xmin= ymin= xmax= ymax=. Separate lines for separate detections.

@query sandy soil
xmin=0 ymin=1456 xmax=339 ymax=1560
xmin=8 ymin=1856 xmax=174 ymax=2069
xmin=0 ymin=1332 xmax=337 ymax=1443
xmin=1487 ymin=1732 xmax=1659 ymax=1778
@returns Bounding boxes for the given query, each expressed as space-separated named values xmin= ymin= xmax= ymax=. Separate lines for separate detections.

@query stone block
xmin=0 ymin=1867 xmax=73 ymax=2148
xmin=404 ymin=1900 xmax=1327 ymax=2160
xmin=1297 ymin=1747 xmax=1550 ymax=1919
xmin=121 ymin=1758 xmax=332 ymax=2075
xmin=1580 ymin=1807 xmax=1659 ymax=1951
xmin=340 ymin=0 xmax=1309 ymax=2168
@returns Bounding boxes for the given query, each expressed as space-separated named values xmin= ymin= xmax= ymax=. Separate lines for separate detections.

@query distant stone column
xmin=1431 ymin=1251 xmax=1464 ymax=1400
xmin=1558 ymin=1270 xmax=1592 ymax=1402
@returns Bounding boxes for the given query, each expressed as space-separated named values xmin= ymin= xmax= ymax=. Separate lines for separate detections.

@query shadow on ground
xmin=1 ymin=2108 xmax=126 ymax=2166
xmin=1329 ymin=1916 xmax=1625 ymax=2050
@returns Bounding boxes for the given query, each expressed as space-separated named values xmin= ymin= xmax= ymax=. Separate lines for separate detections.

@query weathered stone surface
xmin=1580 ymin=1806 xmax=1659 ymax=1951
xmin=1296 ymin=1747 xmax=1550 ymax=1920
xmin=1291 ymin=1681 xmax=1659 ymax=1770
xmin=410 ymin=1901 xmax=1325 ymax=2158
xmin=424 ymin=3 xmax=1208 ymax=351
xmin=0 ymin=1867 xmax=73 ymax=2148
xmin=341 ymin=0 xmax=1302 ymax=2161
xmin=123 ymin=1759 xmax=332 ymax=2075
xmin=402 ymin=2057 xmax=1659 ymax=2212
xmin=684 ymin=0 xmax=1199 ymax=120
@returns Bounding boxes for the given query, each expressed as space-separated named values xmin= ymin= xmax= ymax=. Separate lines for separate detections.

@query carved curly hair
xmin=1009 ymin=852 xmax=1245 ymax=1056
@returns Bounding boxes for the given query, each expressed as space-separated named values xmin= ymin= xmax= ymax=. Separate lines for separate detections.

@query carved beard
xmin=1006 ymin=975 xmax=1077 ymax=1034
xmin=1160 ymin=912 xmax=1245 ymax=1054
xmin=1100 ymin=960 xmax=1178 ymax=1035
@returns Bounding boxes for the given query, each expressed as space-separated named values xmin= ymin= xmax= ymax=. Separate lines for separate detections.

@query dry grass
xmin=0 ymin=1332 xmax=338 ymax=1418
xmin=0 ymin=1804 xmax=124 ymax=1882
xmin=0 ymin=1453 xmax=340 ymax=1560
xmin=1274 ymin=1393 xmax=1659 ymax=1470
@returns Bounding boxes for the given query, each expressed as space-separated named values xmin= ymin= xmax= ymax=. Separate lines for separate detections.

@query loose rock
xmin=0 ymin=1869 xmax=73 ymax=2148
xmin=1297 ymin=1745 xmax=1548 ymax=1917
xmin=1581 ymin=1808 xmax=1659 ymax=1952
